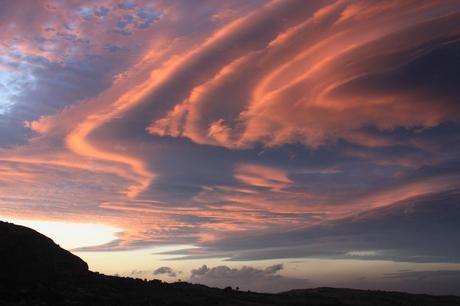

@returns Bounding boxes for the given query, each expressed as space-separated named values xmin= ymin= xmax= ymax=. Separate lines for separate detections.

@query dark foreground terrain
xmin=1 ymin=221 xmax=460 ymax=306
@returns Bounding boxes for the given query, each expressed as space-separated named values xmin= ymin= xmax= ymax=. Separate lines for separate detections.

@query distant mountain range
xmin=1 ymin=220 xmax=459 ymax=306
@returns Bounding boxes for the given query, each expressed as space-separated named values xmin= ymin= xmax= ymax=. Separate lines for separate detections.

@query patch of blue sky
xmin=119 ymin=1 xmax=137 ymax=10
xmin=79 ymin=7 xmax=93 ymax=19
xmin=136 ymin=8 xmax=162 ymax=29
xmin=0 ymin=59 xmax=36 ymax=115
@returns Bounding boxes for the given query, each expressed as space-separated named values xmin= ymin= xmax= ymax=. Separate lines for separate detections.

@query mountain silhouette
xmin=1 ymin=220 xmax=460 ymax=306
xmin=0 ymin=221 xmax=88 ymax=282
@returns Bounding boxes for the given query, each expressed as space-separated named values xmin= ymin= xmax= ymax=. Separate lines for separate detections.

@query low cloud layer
xmin=380 ymin=270 xmax=460 ymax=295
xmin=189 ymin=264 xmax=307 ymax=293
xmin=153 ymin=266 xmax=177 ymax=277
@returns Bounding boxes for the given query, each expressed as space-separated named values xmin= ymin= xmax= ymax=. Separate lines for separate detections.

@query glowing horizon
xmin=1 ymin=217 xmax=122 ymax=250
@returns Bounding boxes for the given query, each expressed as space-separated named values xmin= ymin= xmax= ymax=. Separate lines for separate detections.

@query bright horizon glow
xmin=1 ymin=217 xmax=121 ymax=250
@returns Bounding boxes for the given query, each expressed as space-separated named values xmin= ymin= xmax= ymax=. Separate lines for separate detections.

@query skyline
xmin=1 ymin=0 xmax=460 ymax=294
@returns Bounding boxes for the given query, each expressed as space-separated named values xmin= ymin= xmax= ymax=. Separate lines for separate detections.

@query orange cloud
xmin=147 ymin=1 xmax=460 ymax=150
xmin=234 ymin=163 xmax=291 ymax=190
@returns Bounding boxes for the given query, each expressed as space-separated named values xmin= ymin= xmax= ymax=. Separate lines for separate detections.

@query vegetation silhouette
xmin=1 ymin=221 xmax=460 ymax=306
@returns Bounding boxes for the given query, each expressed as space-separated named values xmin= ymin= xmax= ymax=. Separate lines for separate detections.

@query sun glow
xmin=1 ymin=217 xmax=121 ymax=250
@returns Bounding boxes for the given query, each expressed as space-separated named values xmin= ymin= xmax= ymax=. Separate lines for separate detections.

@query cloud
xmin=381 ymin=270 xmax=460 ymax=296
xmin=189 ymin=263 xmax=308 ymax=293
xmin=130 ymin=269 xmax=148 ymax=276
xmin=153 ymin=266 xmax=177 ymax=277
xmin=147 ymin=4 xmax=460 ymax=149
xmin=166 ymin=191 xmax=460 ymax=263
xmin=384 ymin=270 xmax=460 ymax=281
xmin=234 ymin=163 xmax=292 ymax=190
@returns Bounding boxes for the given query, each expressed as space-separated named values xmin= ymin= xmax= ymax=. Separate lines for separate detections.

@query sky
xmin=1 ymin=0 xmax=460 ymax=295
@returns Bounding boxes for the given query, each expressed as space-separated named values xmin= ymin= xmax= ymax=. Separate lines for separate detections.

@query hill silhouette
xmin=1 ymin=220 xmax=460 ymax=306
xmin=0 ymin=221 xmax=88 ymax=282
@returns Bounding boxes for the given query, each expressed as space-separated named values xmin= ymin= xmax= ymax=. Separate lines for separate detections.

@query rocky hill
xmin=0 ymin=221 xmax=88 ymax=282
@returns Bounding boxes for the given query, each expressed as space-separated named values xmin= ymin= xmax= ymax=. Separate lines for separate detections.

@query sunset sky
xmin=1 ymin=0 xmax=460 ymax=294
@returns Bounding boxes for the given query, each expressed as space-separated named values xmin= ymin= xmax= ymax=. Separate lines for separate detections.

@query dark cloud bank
xmin=165 ymin=191 xmax=460 ymax=263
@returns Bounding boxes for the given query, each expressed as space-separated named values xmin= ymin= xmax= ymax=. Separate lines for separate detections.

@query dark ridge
xmin=0 ymin=221 xmax=88 ymax=282
xmin=1 ymin=220 xmax=460 ymax=306
xmin=282 ymin=288 xmax=460 ymax=306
